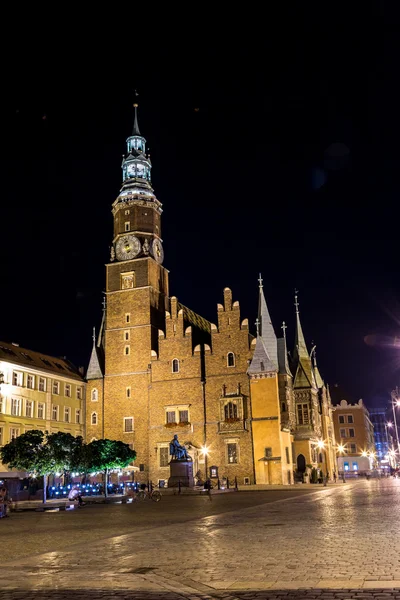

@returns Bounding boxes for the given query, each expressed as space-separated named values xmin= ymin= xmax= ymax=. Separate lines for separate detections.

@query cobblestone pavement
xmin=2 ymin=479 xmax=400 ymax=599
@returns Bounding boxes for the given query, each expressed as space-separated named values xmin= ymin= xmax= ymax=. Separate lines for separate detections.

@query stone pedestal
xmin=168 ymin=459 xmax=194 ymax=488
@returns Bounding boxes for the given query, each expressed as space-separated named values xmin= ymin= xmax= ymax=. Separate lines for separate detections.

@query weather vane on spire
xmin=281 ymin=321 xmax=287 ymax=338
xmin=133 ymin=88 xmax=139 ymax=107
xmin=294 ymin=289 xmax=299 ymax=314
xmin=258 ymin=273 xmax=263 ymax=289
xmin=255 ymin=317 xmax=260 ymax=336
xmin=92 ymin=327 xmax=96 ymax=344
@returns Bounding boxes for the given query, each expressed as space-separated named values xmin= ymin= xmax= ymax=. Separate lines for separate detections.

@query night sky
xmin=2 ymin=8 xmax=400 ymax=408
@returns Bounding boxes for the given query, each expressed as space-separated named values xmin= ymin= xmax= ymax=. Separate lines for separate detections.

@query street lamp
xmin=200 ymin=445 xmax=209 ymax=480
xmin=337 ymin=444 xmax=346 ymax=482
xmin=391 ymin=389 xmax=400 ymax=456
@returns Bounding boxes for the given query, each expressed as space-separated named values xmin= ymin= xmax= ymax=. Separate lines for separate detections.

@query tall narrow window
xmin=126 ymin=313 xmax=131 ymax=323
xmin=227 ymin=352 xmax=235 ymax=367
xmin=125 ymin=345 xmax=130 ymax=356
xmin=53 ymin=381 xmax=60 ymax=395
xmin=125 ymin=221 xmax=130 ymax=232
xmin=160 ymin=447 xmax=169 ymax=467
xmin=91 ymin=389 xmax=98 ymax=402
xmin=124 ymin=330 xmax=130 ymax=341
xmin=172 ymin=359 xmax=179 ymax=373
xmin=297 ymin=403 xmax=309 ymax=425
xmin=179 ymin=410 xmax=189 ymax=423
xmin=224 ymin=402 xmax=238 ymax=420
xmin=64 ymin=407 xmax=71 ymax=423
xmin=12 ymin=372 xmax=22 ymax=386
xmin=91 ymin=412 xmax=98 ymax=425
xmin=76 ymin=409 xmax=81 ymax=424
xmin=76 ymin=386 xmax=82 ymax=400
xmin=126 ymin=387 xmax=131 ymax=398
xmin=0 ymin=427 xmax=3 ymax=445
xmin=124 ymin=417 xmax=134 ymax=432
xmin=27 ymin=374 xmax=34 ymax=389
xmin=166 ymin=411 xmax=176 ymax=424
xmin=52 ymin=405 xmax=59 ymax=420
xmin=65 ymin=384 xmax=71 ymax=398
xmin=227 ymin=443 xmax=238 ymax=464
xmin=10 ymin=427 xmax=20 ymax=439
xmin=38 ymin=403 xmax=45 ymax=419
xmin=11 ymin=398 xmax=20 ymax=416
xmin=25 ymin=400 xmax=33 ymax=418
xmin=39 ymin=377 xmax=46 ymax=392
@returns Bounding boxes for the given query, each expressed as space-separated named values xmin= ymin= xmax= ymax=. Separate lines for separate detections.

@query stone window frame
xmin=339 ymin=427 xmax=346 ymax=438
xmin=11 ymin=397 xmax=21 ymax=416
xmin=0 ymin=425 xmax=3 ymax=445
xmin=91 ymin=388 xmax=98 ymax=402
xmin=52 ymin=381 xmax=60 ymax=395
xmin=158 ymin=443 xmax=170 ymax=468
xmin=338 ymin=415 xmax=345 ymax=424
xmin=124 ymin=416 xmax=134 ymax=433
xmin=220 ymin=396 xmax=243 ymax=421
xmin=12 ymin=371 xmax=23 ymax=386
xmin=164 ymin=404 xmax=190 ymax=426
xmin=227 ymin=352 xmax=235 ymax=367
xmin=75 ymin=409 xmax=81 ymax=424
xmin=121 ymin=272 xmax=135 ymax=290
xmin=52 ymin=404 xmax=59 ymax=421
xmin=25 ymin=399 xmax=33 ymax=418
xmin=124 ymin=221 xmax=130 ymax=232
xmin=349 ymin=443 xmax=357 ymax=454
xmin=65 ymin=383 xmax=72 ymax=398
xmin=27 ymin=374 xmax=35 ymax=389
xmin=37 ymin=402 xmax=45 ymax=419
xmin=91 ymin=412 xmax=98 ymax=426
xmin=297 ymin=403 xmax=309 ymax=425
xmin=39 ymin=377 xmax=46 ymax=392
xmin=10 ymin=427 xmax=20 ymax=440
xmin=172 ymin=359 xmax=180 ymax=373
xmin=64 ymin=406 xmax=71 ymax=423
xmin=76 ymin=386 xmax=82 ymax=400
xmin=224 ymin=437 xmax=240 ymax=465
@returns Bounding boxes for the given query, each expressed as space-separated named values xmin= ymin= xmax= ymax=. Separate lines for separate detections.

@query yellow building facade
xmin=0 ymin=341 xmax=85 ymax=477
xmin=86 ymin=106 xmax=337 ymax=486
xmin=333 ymin=399 xmax=375 ymax=474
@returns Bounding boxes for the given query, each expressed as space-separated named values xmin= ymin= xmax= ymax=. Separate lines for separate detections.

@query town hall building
xmin=85 ymin=105 xmax=337 ymax=486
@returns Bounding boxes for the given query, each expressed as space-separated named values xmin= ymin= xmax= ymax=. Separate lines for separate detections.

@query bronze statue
xmin=169 ymin=434 xmax=191 ymax=460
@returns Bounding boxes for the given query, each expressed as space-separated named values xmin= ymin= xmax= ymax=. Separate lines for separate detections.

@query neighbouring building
xmin=333 ymin=399 xmax=375 ymax=474
xmin=86 ymin=105 xmax=337 ymax=486
xmin=0 ymin=341 xmax=85 ymax=479
xmin=369 ymin=407 xmax=396 ymax=469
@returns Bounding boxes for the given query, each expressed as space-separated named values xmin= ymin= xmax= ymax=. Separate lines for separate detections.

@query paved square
xmin=2 ymin=480 xmax=400 ymax=599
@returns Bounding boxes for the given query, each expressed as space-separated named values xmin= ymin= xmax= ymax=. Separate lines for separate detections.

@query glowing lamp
xmin=201 ymin=445 xmax=209 ymax=456
xmin=317 ymin=440 xmax=325 ymax=449
xmin=337 ymin=445 xmax=345 ymax=453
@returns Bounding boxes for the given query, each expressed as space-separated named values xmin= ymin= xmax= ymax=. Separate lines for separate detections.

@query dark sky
xmin=2 ymin=7 xmax=400 ymax=408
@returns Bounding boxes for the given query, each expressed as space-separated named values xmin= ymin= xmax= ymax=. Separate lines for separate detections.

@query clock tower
xmin=86 ymin=104 xmax=169 ymax=474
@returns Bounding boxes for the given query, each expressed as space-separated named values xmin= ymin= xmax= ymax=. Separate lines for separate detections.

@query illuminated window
xmin=38 ymin=403 xmax=45 ymax=419
xmin=344 ymin=461 xmax=349 ymax=471
xmin=52 ymin=405 xmax=59 ymax=421
xmin=39 ymin=377 xmax=46 ymax=392
xmin=27 ymin=374 xmax=35 ymax=389
xmin=172 ymin=359 xmax=179 ymax=373
xmin=227 ymin=352 xmax=235 ymax=367
xmin=76 ymin=387 xmax=82 ymax=400
xmin=11 ymin=398 xmax=20 ymax=416
xmin=159 ymin=447 xmax=169 ymax=467
xmin=352 ymin=462 xmax=358 ymax=471
xmin=124 ymin=417 xmax=134 ymax=432
xmin=25 ymin=400 xmax=33 ymax=418
xmin=91 ymin=388 xmax=98 ymax=402
xmin=53 ymin=381 xmax=60 ymax=395
xmin=91 ymin=412 xmax=98 ymax=425
xmin=297 ymin=403 xmax=309 ymax=426
xmin=65 ymin=384 xmax=71 ymax=398
xmin=76 ymin=409 xmax=81 ymax=424
xmin=125 ymin=222 xmax=130 ymax=232
xmin=64 ymin=407 xmax=71 ymax=423
xmin=227 ymin=442 xmax=238 ymax=464
xmin=125 ymin=345 xmax=130 ymax=356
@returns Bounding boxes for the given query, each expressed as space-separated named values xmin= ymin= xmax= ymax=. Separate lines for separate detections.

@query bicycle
xmin=136 ymin=487 xmax=162 ymax=502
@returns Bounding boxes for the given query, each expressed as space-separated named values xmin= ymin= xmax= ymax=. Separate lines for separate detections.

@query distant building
xmin=369 ymin=408 xmax=395 ymax=469
xmin=0 ymin=341 xmax=85 ymax=478
xmin=332 ymin=399 xmax=375 ymax=473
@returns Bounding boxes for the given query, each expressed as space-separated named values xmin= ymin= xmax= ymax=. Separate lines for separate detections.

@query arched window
xmin=224 ymin=402 xmax=238 ymax=420
xmin=227 ymin=352 xmax=235 ymax=367
xmin=91 ymin=412 xmax=98 ymax=425
xmin=172 ymin=359 xmax=179 ymax=373
xmin=91 ymin=389 xmax=98 ymax=402
xmin=281 ymin=402 xmax=287 ymax=412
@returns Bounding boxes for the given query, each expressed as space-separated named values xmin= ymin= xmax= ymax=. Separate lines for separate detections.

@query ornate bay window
xmin=219 ymin=395 xmax=246 ymax=433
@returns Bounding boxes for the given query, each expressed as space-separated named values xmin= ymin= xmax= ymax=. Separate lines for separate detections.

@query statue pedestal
xmin=168 ymin=459 xmax=194 ymax=488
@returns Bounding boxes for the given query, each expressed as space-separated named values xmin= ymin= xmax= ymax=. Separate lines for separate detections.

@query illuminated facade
xmin=0 ymin=341 xmax=85 ymax=477
xmin=86 ymin=106 xmax=337 ymax=485
xmin=333 ymin=399 xmax=375 ymax=473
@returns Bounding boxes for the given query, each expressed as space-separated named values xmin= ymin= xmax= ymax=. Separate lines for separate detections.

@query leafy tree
xmin=46 ymin=432 xmax=83 ymax=477
xmin=87 ymin=439 xmax=136 ymax=497
xmin=0 ymin=430 xmax=53 ymax=503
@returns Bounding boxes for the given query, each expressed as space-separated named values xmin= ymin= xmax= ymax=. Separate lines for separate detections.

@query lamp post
xmin=337 ymin=444 xmax=346 ymax=482
xmin=201 ymin=445 xmax=209 ymax=482
xmin=391 ymin=389 xmax=400 ymax=456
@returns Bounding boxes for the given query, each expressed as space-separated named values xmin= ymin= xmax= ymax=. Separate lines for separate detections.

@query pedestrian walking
xmin=0 ymin=487 xmax=9 ymax=518
xmin=333 ymin=471 xmax=337 ymax=483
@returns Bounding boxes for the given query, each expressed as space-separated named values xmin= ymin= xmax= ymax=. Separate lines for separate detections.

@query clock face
xmin=115 ymin=235 xmax=141 ymax=261
xmin=151 ymin=239 xmax=164 ymax=264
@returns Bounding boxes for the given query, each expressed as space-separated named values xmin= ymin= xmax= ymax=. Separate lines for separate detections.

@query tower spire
xmin=293 ymin=290 xmax=308 ymax=361
xmin=257 ymin=273 xmax=278 ymax=369
xmin=292 ymin=291 xmax=316 ymax=388
xmin=133 ymin=102 xmax=141 ymax=136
